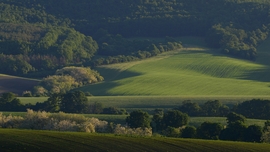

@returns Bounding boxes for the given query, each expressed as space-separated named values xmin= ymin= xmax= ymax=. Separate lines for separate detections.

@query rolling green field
xmin=1 ymin=129 xmax=270 ymax=152
xmin=77 ymin=37 xmax=270 ymax=96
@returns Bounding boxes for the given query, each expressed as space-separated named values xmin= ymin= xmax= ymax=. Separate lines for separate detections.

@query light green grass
xmin=1 ymin=129 xmax=270 ymax=152
xmin=79 ymin=46 xmax=270 ymax=96
xmin=18 ymin=96 xmax=270 ymax=110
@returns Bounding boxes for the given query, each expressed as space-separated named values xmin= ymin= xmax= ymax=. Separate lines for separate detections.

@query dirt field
xmin=0 ymin=75 xmax=39 ymax=96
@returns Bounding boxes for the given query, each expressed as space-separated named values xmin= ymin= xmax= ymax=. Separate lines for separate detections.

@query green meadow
xmin=18 ymin=96 xmax=270 ymax=113
xmin=1 ymin=129 xmax=270 ymax=152
xmin=78 ymin=40 xmax=270 ymax=96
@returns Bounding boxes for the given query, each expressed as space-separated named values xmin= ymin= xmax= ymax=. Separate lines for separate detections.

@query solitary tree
xmin=60 ymin=91 xmax=88 ymax=113
xmin=162 ymin=110 xmax=189 ymax=129
xmin=126 ymin=110 xmax=151 ymax=128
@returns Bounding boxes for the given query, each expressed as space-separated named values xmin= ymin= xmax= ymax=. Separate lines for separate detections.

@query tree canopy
xmin=1 ymin=0 xmax=270 ymax=77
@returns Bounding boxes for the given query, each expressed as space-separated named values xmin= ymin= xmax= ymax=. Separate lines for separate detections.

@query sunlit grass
xmin=79 ymin=46 xmax=270 ymax=96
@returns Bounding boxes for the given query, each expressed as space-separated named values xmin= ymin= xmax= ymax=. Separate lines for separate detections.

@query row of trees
xmin=2 ymin=92 xmax=270 ymax=120
xmin=89 ymin=32 xmax=183 ymax=66
xmin=0 ymin=92 xmax=127 ymax=115
xmin=177 ymin=99 xmax=270 ymax=119
xmin=126 ymin=110 xmax=266 ymax=142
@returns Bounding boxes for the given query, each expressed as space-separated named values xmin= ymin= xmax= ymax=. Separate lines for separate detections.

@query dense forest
xmin=0 ymin=0 xmax=270 ymax=77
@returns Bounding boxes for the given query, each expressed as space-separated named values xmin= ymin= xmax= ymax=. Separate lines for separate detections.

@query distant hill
xmin=0 ymin=74 xmax=39 ymax=95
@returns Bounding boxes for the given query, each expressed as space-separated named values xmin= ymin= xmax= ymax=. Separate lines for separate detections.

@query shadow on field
xmin=0 ymin=77 xmax=39 ymax=95
xmin=95 ymin=67 xmax=141 ymax=81
xmin=77 ymin=69 xmax=141 ymax=96
xmin=240 ymin=68 xmax=270 ymax=82
xmin=183 ymin=48 xmax=270 ymax=82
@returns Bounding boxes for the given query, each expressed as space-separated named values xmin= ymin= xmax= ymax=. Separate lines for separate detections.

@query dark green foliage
xmin=162 ymin=126 xmax=181 ymax=138
xmin=102 ymin=107 xmax=127 ymax=115
xmin=84 ymin=102 xmax=104 ymax=114
xmin=0 ymin=92 xmax=24 ymax=111
xmin=181 ymin=126 xmax=197 ymax=138
xmin=197 ymin=122 xmax=223 ymax=140
xmin=126 ymin=110 xmax=151 ymax=128
xmin=263 ymin=120 xmax=270 ymax=132
xmin=220 ymin=113 xmax=247 ymax=141
xmin=201 ymin=100 xmax=230 ymax=117
xmin=60 ymin=91 xmax=88 ymax=113
xmin=151 ymin=114 xmax=163 ymax=132
xmin=177 ymin=100 xmax=201 ymax=116
xmin=162 ymin=110 xmax=189 ymax=129
xmin=234 ymin=99 xmax=270 ymax=119
xmin=244 ymin=125 xmax=263 ymax=142
xmin=226 ymin=112 xmax=246 ymax=125
xmin=220 ymin=121 xmax=247 ymax=141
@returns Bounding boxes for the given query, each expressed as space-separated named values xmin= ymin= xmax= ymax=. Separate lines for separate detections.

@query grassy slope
xmin=79 ymin=37 xmax=270 ymax=96
xmin=0 ymin=129 xmax=270 ymax=152
xmin=0 ymin=74 xmax=39 ymax=95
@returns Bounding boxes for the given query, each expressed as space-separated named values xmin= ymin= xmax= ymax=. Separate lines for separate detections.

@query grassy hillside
xmin=1 ymin=129 xmax=270 ymax=152
xmin=78 ymin=39 xmax=270 ymax=96
xmin=0 ymin=74 xmax=39 ymax=95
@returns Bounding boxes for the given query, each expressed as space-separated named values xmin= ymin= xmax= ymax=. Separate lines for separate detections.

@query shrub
xmin=114 ymin=124 xmax=152 ymax=137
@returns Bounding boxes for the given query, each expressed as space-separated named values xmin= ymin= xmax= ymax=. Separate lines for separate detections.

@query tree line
xmin=176 ymin=99 xmax=270 ymax=120
xmin=127 ymin=109 xmax=267 ymax=142
xmin=2 ymin=90 xmax=270 ymax=120
xmin=1 ymin=0 xmax=270 ymax=77
xmin=0 ymin=92 xmax=127 ymax=115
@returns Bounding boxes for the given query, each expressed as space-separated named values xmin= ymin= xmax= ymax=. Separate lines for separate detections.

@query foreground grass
xmin=0 ymin=129 xmax=270 ymax=152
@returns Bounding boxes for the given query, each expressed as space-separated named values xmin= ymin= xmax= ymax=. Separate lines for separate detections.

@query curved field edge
xmin=0 ymin=129 xmax=269 ymax=152
xmin=79 ymin=45 xmax=270 ymax=96
xmin=0 ymin=74 xmax=39 ymax=95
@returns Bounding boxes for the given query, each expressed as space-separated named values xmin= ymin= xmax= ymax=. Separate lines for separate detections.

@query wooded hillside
xmin=0 ymin=0 xmax=270 ymax=76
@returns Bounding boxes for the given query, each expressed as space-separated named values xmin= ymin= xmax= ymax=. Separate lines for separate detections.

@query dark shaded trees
xmin=219 ymin=112 xmax=247 ymax=141
xmin=177 ymin=100 xmax=201 ymax=116
xmin=201 ymin=100 xmax=230 ymax=117
xmin=244 ymin=125 xmax=263 ymax=142
xmin=162 ymin=110 xmax=189 ymax=129
xmin=60 ymin=91 xmax=88 ymax=113
xmin=126 ymin=110 xmax=151 ymax=128
xmin=0 ymin=92 xmax=24 ymax=111
xmin=197 ymin=122 xmax=223 ymax=140
xmin=181 ymin=126 xmax=197 ymax=138
xmin=234 ymin=99 xmax=270 ymax=119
